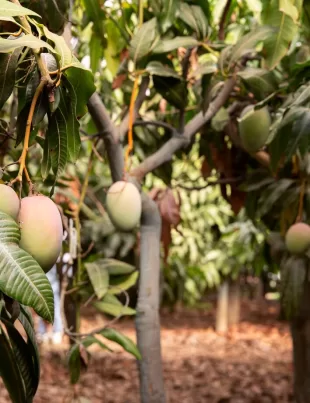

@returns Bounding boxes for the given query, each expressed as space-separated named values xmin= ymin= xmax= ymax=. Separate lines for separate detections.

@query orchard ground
xmin=0 ymin=299 xmax=293 ymax=403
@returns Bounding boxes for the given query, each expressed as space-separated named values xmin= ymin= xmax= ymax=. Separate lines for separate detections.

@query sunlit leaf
xmin=85 ymin=262 xmax=109 ymax=299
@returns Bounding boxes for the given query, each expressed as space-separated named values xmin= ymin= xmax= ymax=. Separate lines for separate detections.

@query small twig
xmin=80 ymin=241 xmax=95 ymax=258
xmin=134 ymin=119 xmax=177 ymax=134
xmin=218 ymin=0 xmax=232 ymax=40
xmin=64 ymin=287 xmax=130 ymax=338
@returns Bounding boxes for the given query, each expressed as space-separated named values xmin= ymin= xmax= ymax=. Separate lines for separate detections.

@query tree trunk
xmin=228 ymin=277 xmax=240 ymax=326
xmin=135 ymin=195 xmax=166 ymax=403
xmin=216 ymin=280 xmax=229 ymax=333
xmin=291 ymin=281 xmax=310 ymax=403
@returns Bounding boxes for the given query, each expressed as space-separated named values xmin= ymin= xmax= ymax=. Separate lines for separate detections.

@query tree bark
xmin=228 ymin=277 xmax=240 ymax=326
xmin=216 ymin=280 xmax=229 ymax=333
xmin=135 ymin=194 xmax=166 ymax=403
xmin=291 ymin=281 xmax=310 ymax=403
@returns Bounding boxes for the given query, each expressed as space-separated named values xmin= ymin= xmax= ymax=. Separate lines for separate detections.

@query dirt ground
xmin=0 ymin=299 xmax=293 ymax=403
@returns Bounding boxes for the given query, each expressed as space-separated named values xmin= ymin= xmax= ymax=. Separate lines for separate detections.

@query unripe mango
xmin=19 ymin=195 xmax=63 ymax=272
xmin=0 ymin=184 xmax=20 ymax=220
xmin=285 ymin=222 xmax=310 ymax=254
xmin=238 ymin=105 xmax=271 ymax=153
xmin=106 ymin=181 xmax=141 ymax=231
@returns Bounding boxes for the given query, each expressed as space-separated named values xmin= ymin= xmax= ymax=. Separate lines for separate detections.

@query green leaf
xmin=153 ymin=36 xmax=199 ymax=54
xmin=99 ymin=328 xmax=141 ymax=359
xmin=0 ymin=34 xmax=55 ymax=54
xmin=0 ymin=48 xmax=21 ymax=110
xmin=94 ymin=294 xmax=136 ymax=317
xmin=43 ymin=26 xmax=73 ymax=68
xmin=45 ymin=0 xmax=69 ymax=33
xmin=59 ymin=80 xmax=81 ymax=162
xmin=0 ymin=0 xmax=40 ymax=17
xmin=18 ymin=307 xmax=40 ymax=394
xmin=82 ymin=0 xmax=105 ymax=38
xmin=179 ymin=3 xmax=208 ymax=39
xmin=0 ymin=322 xmax=26 ymax=403
xmin=109 ymin=271 xmax=139 ymax=295
xmin=3 ymin=319 xmax=37 ymax=400
xmin=64 ymin=66 xmax=96 ymax=117
xmin=238 ymin=67 xmax=277 ymax=100
xmin=47 ymin=108 xmax=68 ymax=192
xmin=159 ymin=0 xmax=178 ymax=32
xmin=85 ymin=262 xmax=109 ymax=299
xmin=0 ymin=212 xmax=54 ymax=322
xmin=261 ymin=0 xmax=299 ymax=69
xmin=279 ymin=0 xmax=299 ymax=22
xmin=129 ymin=18 xmax=159 ymax=61
xmin=89 ymin=34 xmax=102 ymax=73
xmin=68 ymin=336 xmax=111 ymax=384
xmin=228 ymin=25 xmax=275 ymax=68
xmin=146 ymin=61 xmax=180 ymax=78
xmin=258 ymin=179 xmax=294 ymax=216
xmin=95 ymin=258 xmax=136 ymax=276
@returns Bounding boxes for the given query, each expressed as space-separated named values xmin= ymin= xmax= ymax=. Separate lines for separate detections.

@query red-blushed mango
xmin=19 ymin=195 xmax=63 ymax=272
xmin=285 ymin=222 xmax=310 ymax=254
xmin=106 ymin=181 xmax=142 ymax=231
xmin=0 ymin=184 xmax=20 ymax=221
xmin=238 ymin=105 xmax=271 ymax=153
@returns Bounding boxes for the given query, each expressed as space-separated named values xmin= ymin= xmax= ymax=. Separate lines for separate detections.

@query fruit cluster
xmin=0 ymin=184 xmax=63 ymax=273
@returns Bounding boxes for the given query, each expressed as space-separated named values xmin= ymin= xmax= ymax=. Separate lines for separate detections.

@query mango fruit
xmin=238 ymin=105 xmax=271 ymax=153
xmin=19 ymin=195 xmax=63 ymax=272
xmin=106 ymin=181 xmax=141 ymax=231
xmin=0 ymin=184 xmax=20 ymax=221
xmin=285 ymin=222 xmax=310 ymax=254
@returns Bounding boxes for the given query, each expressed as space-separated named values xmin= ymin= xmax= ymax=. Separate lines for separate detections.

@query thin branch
xmin=87 ymin=93 xmax=124 ymax=181
xmin=219 ymin=0 xmax=232 ymax=41
xmin=131 ymin=76 xmax=237 ymax=180
xmin=118 ymin=76 xmax=150 ymax=139
xmin=134 ymin=119 xmax=177 ymax=134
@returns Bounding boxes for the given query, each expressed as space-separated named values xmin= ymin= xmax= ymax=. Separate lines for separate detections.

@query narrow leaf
xmin=153 ymin=36 xmax=199 ymax=54
xmin=109 ymin=271 xmax=139 ymax=295
xmin=0 ymin=34 xmax=55 ymax=54
xmin=99 ymin=328 xmax=141 ymax=359
xmin=85 ymin=262 xmax=109 ymax=299
xmin=129 ymin=18 xmax=159 ymax=61
xmin=0 ymin=0 xmax=40 ymax=17
xmin=0 ymin=48 xmax=21 ymax=110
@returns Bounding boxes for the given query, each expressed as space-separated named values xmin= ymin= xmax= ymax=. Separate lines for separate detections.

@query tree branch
xmin=131 ymin=76 xmax=236 ymax=180
xmin=134 ymin=119 xmax=177 ymax=134
xmin=87 ymin=93 xmax=124 ymax=181
xmin=219 ymin=0 xmax=232 ymax=41
xmin=118 ymin=76 xmax=150 ymax=139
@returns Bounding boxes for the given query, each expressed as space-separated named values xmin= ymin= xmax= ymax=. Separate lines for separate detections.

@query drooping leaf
xmin=0 ymin=34 xmax=55 ymax=54
xmin=59 ymin=79 xmax=81 ymax=162
xmin=179 ymin=3 xmax=208 ymax=39
xmin=95 ymin=258 xmax=136 ymax=276
xmin=99 ymin=328 xmax=141 ymax=360
xmin=159 ymin=0 xmax=179 ymax=32
xmin=94 ymin=301 xmax=136 ymax=317
xmin=228 ymin=25 xmax=275 ymax=68
xmin=3 ymin=319 xmax=37 ymax=400
xmin=0 ymin=322 xmax=26 ymax=403
xmin=64 ymin=66 xmax=96 ymax=117
xmin=68 ymin=336 xmax=111 ymax=384
xmin=47 ymin=109 xmax=68 ymax=193
xmin=0 ymin=212 xmax=54 ymax=322
xmin=85 ymin=262 xmax=109 ymax=299
xmin=82 ymin=0 xmax=105 ymax=38
xmin=146 ymin=61 xmax=180 ymax=78
xmin=89 ymin=34 xmax=103 ymax=73
xmin=18 ymin=306 xmax=40 ymax=394
xmin=129 ymin=18 xmax=159 ymax=61
xmin=261 ymin=0 xmax=301 ymax=69
xmin=109 ymin=271 xmax=139 ymax=295
xmin=152 ymin=36 xmax=199 ymax=54
xmin=45 ymin=0 xmax=69 ymax=33
xmin=0 ymin=48 xmax=21 ymax=110
xmin=43 ymin=26 xmax=72 ymax=68
xmin=238 ymin=67 xmax=277 ymax=100
xmin=257 ymin=179 xmax=295 ymax=217
xmin=0 ymin=0 xmax=40 ymax=17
